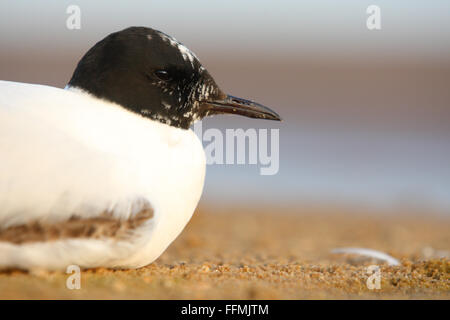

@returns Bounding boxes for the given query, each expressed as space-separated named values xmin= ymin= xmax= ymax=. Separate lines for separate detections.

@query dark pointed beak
xmin=203 ymin=94 xmax=281 ymax=121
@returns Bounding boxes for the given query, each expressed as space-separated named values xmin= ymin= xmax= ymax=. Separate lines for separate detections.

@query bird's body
xmin=0 ymin=81 xmax=205 ymax=269
xmin=0 ymin=27 xmax=280 ymax=270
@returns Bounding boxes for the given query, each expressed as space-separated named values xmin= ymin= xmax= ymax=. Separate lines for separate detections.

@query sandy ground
xmin=0 ymin=205 xmax=449 ymax=299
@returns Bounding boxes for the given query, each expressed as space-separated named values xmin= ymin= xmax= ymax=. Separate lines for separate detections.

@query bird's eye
xmin=154 ymin=70 xmax=171 ymax=81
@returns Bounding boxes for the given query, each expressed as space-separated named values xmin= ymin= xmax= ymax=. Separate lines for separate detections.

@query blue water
xmin=198 ymin=121 xmax=450 ymax=212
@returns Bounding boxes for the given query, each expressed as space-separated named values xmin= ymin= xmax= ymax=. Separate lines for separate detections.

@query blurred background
xmin=1 ymin=0 xmax=449 ymax=213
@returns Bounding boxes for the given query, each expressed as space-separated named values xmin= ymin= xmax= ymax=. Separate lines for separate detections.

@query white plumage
xmin=0 ymin=27 xmax=281 ymax=271
xmin=0 ymin=80 xmax=206 ymax=270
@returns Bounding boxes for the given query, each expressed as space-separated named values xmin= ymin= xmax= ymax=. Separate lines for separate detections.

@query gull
xmin=0 ymin=27 xmax=281 ymax=270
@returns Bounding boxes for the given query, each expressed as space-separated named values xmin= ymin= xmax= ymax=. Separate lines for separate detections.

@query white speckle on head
xmin=147 ymin=34 xmax=152 ymax=40
xmin=200 ymin=84 xmax=212 ymax=100
xmin=162 ymin=101 xmax=171 ymax=110
xmin=154 ymin=113 xmax=172 ymax=126
xmin=156 ymin=31 xmax=198 ymax=67
xmin=182 ymin=111 xmax=192 ymax=118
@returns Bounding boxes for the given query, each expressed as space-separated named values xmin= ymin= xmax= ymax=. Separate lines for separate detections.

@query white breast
xmin=0 ymin=80 xmax=206 ymax=269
